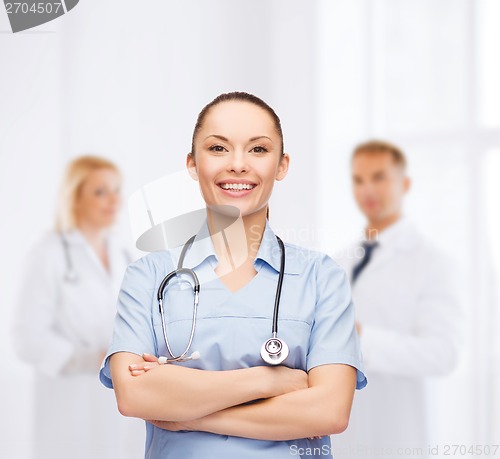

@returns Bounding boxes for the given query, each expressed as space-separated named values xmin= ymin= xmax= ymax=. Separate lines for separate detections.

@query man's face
xmin=351 ymin=151 xmax=410 ymax=223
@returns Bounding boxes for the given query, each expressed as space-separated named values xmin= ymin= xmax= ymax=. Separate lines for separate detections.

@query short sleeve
xmin=99 ymin=256 xmax=157 ymax=389
xmin=306 ymin=254 xmax=368 ymax=390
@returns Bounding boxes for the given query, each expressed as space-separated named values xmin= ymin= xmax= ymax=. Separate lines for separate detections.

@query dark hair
xmin=190 ymin=91 xmax=285 ymax=156
xmin=352 ymin=139 xmax=407 ymax=171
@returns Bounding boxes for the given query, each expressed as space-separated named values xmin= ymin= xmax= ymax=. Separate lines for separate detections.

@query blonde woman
xmin=12 ymin=156 xmax=144 ymax=459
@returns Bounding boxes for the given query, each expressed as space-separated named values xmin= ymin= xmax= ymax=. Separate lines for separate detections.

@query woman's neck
xmin=76 ymin=220 xmax=108 ymax=250
xmin=76 ymin=220 xmax=111 ymax=273
xmin=206 ymin=208 xmax=267 ymax=271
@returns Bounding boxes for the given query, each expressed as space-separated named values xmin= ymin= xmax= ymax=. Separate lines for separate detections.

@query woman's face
xmin=187 ymin=101 xmax=289 ymax=218
xmin=75 ymin=168 xmax=122 ymax=229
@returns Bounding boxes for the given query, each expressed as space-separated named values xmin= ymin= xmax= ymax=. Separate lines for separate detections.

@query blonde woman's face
xmin=75 ymin=168 xmax=121 ymax=229
xmin=187 ymin=100 xmax=289 ymax=218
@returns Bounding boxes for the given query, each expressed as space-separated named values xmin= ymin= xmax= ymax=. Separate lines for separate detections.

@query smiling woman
xmin=99 ymin=92 xmax=367 ymax=459
xmin=187 ymin=92 xmax=287 ymax=224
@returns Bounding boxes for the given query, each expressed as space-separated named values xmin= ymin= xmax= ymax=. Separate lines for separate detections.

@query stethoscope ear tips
xmin=157 ymin=350 xmax=201 ymax=365
xmin=260 ymin=337 xmax=289 ymax=365
xmin=189 ymin=351 xmax=201 ymax=360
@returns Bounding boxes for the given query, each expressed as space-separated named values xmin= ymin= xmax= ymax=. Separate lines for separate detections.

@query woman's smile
xmin=216 ymin=179 xmax=258 ymax=198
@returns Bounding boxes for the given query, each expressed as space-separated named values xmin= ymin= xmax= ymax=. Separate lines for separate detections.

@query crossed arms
xmin=109 ymin=352 xmax=357 ymax=441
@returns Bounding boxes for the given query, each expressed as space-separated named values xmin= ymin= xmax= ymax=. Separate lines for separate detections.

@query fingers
xmin=127 ymin=353 xmax=160 ymax=375
xmin=128 ymin=354 xmax=160 ymax=375
xmin=129 ymin=363 xmax=157 ymax=370
xmin=128 ymin=362 xmax=159 ymax=376
xmin=142 ymin=353 xmax=159 ymax=363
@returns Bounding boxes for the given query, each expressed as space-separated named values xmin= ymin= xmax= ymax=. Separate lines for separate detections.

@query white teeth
xmin=220 ymin=183 xmax=255 ymax=190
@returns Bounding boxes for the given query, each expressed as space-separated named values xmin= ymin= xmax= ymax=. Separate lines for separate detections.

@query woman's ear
xmin=276 ymin=153 xmax=290 ymax=181
xmin=186 ymin=152 xmax=199 ymax=181
xmin=403 ymin=175 xmax=411 ymax=194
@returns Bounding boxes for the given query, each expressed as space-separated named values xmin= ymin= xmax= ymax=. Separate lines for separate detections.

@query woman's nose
xmin=227 ymin=150 xmax=248 ymax=173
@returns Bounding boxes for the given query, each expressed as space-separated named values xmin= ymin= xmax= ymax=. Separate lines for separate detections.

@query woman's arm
xmin=110 ymin=351 xmax=308 ymax=422
xmin=151 ymin=363 xmax=357 ymax=441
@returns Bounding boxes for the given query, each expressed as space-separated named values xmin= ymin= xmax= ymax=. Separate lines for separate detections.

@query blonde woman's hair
xmin=55 ymin=155 xmax=120 ymax=232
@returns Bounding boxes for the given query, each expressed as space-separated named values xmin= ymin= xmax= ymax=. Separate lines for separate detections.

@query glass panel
xmin=482 ymin=149 xmax=500 ymax=436
xmin=371 ymin=0 xmax=468 ymax=134
xmin=316 ymin=0 xmax=368 ymax=143
xmin=404 ymin=143 xmax=470 ymax=254
xmin=476 ymin=0 xmax=500 ymax=128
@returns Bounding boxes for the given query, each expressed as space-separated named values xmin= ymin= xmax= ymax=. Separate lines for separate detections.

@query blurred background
xmin=1 ymin=0 xmax=499 ymax=457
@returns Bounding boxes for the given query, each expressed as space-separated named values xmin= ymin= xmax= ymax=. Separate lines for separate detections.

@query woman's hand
xmin=148 ymin=417 xmax=322 ymax=440
xmin=264 ymin=365 xmax=309 ymax=397
xmin=148 ymin=419 xmax=195 ymax=432
xmin=128 ymin=353 xmax=160 ymax=376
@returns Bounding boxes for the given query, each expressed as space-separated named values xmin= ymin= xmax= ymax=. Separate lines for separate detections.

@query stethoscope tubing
xmin=157 ymin=231 xmax=287 ymax=364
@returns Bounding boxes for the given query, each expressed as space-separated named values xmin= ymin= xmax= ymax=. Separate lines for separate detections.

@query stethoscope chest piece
xmin=260 ymin=336 xmax=289 ymax=365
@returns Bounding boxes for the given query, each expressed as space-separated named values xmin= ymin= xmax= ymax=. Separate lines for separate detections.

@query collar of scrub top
xmin=177 ymin=217 xmax=303 ymax=276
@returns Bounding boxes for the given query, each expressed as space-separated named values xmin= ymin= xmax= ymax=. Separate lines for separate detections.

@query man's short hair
xmin=351 ymin=140 xmax=407 ymax=171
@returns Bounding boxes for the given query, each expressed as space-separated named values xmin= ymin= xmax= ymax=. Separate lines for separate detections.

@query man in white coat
xmin=331 ymin=140 xmax=464 ymax=459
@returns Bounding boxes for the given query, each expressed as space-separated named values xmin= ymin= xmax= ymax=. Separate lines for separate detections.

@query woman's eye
xmin=208 ymin=145 xmax=226 ymax=153
xmin=251 ymin=146 xmax=268 ymax=153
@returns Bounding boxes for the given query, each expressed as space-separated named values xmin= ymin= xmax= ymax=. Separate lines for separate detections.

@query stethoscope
xmin=60 ymin=233 xmax=79 ymax=283
xmin=156 ymin=233 xmax=289 ymax=366
xmin=59 ymin=232 xmax=132 ymax=283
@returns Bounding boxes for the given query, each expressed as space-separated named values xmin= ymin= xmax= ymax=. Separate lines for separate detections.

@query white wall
xmin=1 ymin=0 xmax=498 ymax=456
xmin=0 ymin=10 xmax=63 ymax=458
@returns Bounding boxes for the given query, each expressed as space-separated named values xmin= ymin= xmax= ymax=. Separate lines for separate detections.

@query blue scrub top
xmin=100 ymin=218 xmax=367 ymax=458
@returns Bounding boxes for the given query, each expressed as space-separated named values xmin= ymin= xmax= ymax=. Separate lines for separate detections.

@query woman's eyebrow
xmin=203 ymin=134 xmax=229 ymax=142
xmin=203 ymin=135 xmax=273 ymax=142
xmin=249 ymin=136 xmax=273 ymax=142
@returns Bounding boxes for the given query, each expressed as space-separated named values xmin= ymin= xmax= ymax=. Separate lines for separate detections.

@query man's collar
xmin=368 ymin=216 xmax=418 ymax=251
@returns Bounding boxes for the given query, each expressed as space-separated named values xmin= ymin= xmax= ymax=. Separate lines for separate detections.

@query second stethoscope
xmin=156 ymin=233 xmax=289 ymax=366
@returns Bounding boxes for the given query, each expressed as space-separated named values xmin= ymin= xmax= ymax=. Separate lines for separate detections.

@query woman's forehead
xmin=83 ymin=168 xmax=120 ymax=187
xmin=198 ymin=101 xmax=277 ymax=141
